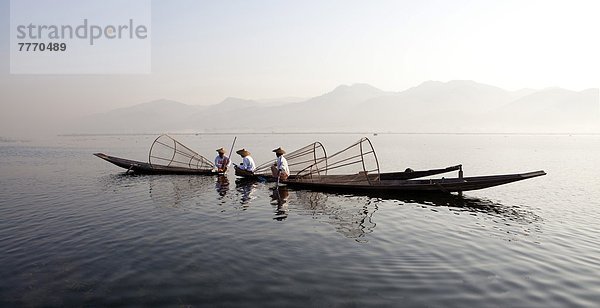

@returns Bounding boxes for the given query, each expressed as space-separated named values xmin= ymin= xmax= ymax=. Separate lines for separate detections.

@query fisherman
xmin=271 ymin=147 xmax=290 ymax=180
xmin=235 ymin=148 xmax=256 ymax=173
xmin=214 ymin=147 xmax=231 ymax=173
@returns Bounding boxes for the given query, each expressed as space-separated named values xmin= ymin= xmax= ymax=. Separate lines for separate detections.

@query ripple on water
xmin=2 ymin=135 xmax=600 ymax=307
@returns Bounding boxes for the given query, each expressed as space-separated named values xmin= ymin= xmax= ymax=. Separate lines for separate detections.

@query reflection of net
xmin=254 ymin=142 xmax=328 ymax=176
xmin=293 ymin=137 xmax=380 ymax=184
xmin=148 ymin=135 xmax=213 ymax=170
xmin=294 ymin=190 xmax=329 ymax=210
xmin=293 ymin=191 xmax=377 ymax=242
xmin=149 ymin=176 xmax=216 ymax=208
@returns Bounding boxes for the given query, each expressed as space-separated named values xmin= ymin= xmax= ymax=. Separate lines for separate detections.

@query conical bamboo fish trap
xmin=253 ymin=142 xmax=328 ymax=177
xmin=148 ymin=134 xmax=213 ymax=170
xmin=292 ymin=137 xmax=380 ymax=185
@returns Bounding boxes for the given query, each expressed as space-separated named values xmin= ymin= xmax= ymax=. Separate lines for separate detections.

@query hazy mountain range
xmin=69 ymin=80 xmax=599 ymax=134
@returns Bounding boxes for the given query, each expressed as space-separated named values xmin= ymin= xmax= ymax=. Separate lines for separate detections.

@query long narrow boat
xmin=94 ymin=153 xmax=217 ymax=175
xmin=280 ymin=137 xmax=546 ymax=194
xmin=95 ymin=135 xmax=217 ymax=175
xmin=380 ymin=165 xmax=462 ymax=180
xmin=236 ymin=164 xmax=463 ymax=182
xmin=283 ymin=170 xmax=546 ymax=193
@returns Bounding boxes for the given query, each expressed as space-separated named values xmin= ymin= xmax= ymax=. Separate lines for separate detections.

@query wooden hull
xmin=296 ymin=166 xmax=464 ymax=183
xmin=235 ymin=165 xmax=463 ymax=182
xmin=94 ymin=153 xmax=218 ymax=175
xmin=379 ymin=165 xmax=462 ymax=180
xmin=234 ymin=165 xmax=290 ymax=182
xmin=282 ymin=171 xmax=546 ymax=193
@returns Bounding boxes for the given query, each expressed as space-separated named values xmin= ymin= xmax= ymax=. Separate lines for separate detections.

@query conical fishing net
xmin=254 ymin=142 xmax=328 ymax=177
xmin=148 ymin=134 xmax=213 ymax=170
xmin=292 ymin=137 xmax=380 ymax=184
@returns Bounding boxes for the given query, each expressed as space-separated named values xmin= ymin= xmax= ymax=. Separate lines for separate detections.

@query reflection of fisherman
xmin=234 ymin=148 xmax=256 ymax=174
xmin=215 ymin=175 xmax=229 ymax=197
xmin=236 ymin=180 xmax=256 ymax=205
xmin=214 ymin=147 xmax=231 ymax=173
xmin=271 ymin=186 xmax=289 ymax=220
xmin=271 ymin=147 xmax=290 ymax=180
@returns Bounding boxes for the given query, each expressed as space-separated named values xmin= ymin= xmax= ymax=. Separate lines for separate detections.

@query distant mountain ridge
xmin=69 ymin=81 xmax=600 ymax=134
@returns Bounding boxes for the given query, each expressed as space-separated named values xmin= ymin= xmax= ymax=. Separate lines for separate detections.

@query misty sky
xmin=0 ymin=0 xmax=598 ymax=136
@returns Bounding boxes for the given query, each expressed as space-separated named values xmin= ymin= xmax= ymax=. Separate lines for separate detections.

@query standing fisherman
xmin=271 ymin=147 xmax=290 ymax=180
xmin=214 ymin=147 xmax=231 ymax=173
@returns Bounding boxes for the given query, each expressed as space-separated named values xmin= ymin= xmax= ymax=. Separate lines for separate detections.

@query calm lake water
xmin=1 ymin=134 xmax=599 ymax=307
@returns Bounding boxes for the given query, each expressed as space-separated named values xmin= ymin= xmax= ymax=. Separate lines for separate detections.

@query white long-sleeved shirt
xmin=276 ymin=156 xmax=290 ymax=174
xmin=214 ymin=155 xmax=231 ymax=169
xmin=239 ymin=156 xmax=256 ymax=172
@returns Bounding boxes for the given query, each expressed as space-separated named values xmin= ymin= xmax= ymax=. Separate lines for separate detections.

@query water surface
xmin=1 ymin=134 xmax=599 ymax=307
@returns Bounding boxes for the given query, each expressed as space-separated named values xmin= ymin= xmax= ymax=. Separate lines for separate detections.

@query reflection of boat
xmin=147 ymin=175 xmax=216 ymax=208
xmin=290 ymin=187 xmax=541 ymax=241
xmin=291 ymin=189 xmax=377 ymax=242
xmin=95 ymin=135 xmax=217 ymax=175
xmin=100 ymin=173 xmax=220 ymax=208
xmin=362 ymin=190 xmax=542 ymax=224
xmin=284 ymin=138 xmax=546 ymax=194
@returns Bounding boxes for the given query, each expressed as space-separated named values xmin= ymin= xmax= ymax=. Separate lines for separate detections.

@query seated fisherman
xmin=235 ymin=148 xmax=256 ymax=174
xmin=214 ymin=147 xmax=231 ymax=173
xmin=271 ymin=147 xmax=290 ymax=180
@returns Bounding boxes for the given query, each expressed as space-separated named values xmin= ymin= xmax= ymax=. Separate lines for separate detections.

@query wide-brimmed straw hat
xmin=272 ymin=147 xmax=286 ymax=155
xmin=236 ymin=148 xmax=250 ymax=156
xmin=216 ymin=147 xmax=225 ymax=154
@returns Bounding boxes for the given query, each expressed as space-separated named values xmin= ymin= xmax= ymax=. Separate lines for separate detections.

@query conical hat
xmin=272 ymin=147 xmax=286 ymax=155
xmin=216 ymin=147 xmax=225 ymax=154
xmin=236 ymin=148 xmax=250 ymax=156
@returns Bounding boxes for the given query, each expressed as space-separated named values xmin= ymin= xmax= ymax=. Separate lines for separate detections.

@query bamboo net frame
xmin=292 ymin=137 xmax=380 ymax=185
xmin=253 ymin=142 xmax=328 ymax=177
xmin=148 ymin=134 xmax=213 ymax=170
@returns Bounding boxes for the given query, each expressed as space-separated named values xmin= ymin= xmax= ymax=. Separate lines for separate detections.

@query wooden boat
xmin=280 ymin=137 xmax=546 ymax=194
xmin=283 ymin=170 xmax=546 ymax=193
xmin=379 ymin=165 xmax=462 ymax=180
xmin=95 ymin=134 xmax=217 ymax=175
xmin=94 ymin=153 xmax=217 ymax=175
xmin=236 ymin=164 xmax=463 ymax=182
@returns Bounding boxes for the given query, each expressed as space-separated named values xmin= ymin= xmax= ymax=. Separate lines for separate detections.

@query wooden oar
xmin=275 ymin=155 xmax=281 ymax=188
xmin=227 ymin=136 xmax=237 ymax=168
